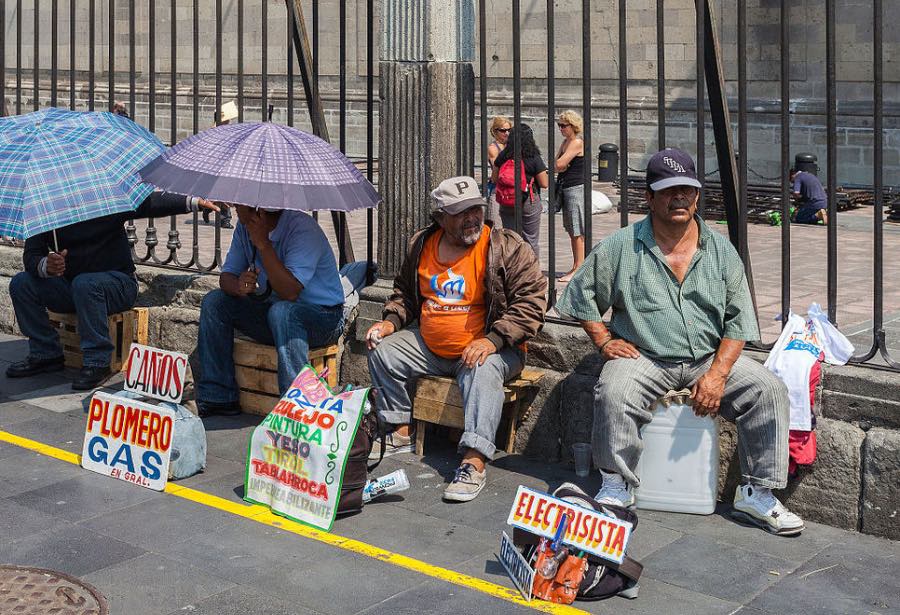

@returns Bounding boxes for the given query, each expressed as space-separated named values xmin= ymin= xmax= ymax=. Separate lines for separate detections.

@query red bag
xmin=495 ymin=158 xmax=534 ymax=207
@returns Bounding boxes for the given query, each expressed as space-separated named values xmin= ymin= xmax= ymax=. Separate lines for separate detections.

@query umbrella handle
xmin=52 ymin=228 xmax=59 ymax=253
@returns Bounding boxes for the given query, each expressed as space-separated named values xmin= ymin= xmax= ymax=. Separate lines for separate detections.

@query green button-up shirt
xmin=557 ymin=215 xmax=759 ymax=362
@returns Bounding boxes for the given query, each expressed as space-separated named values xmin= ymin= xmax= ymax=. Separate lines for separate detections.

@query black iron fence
xmin=0 ymin=1 xmax=896 ymax=371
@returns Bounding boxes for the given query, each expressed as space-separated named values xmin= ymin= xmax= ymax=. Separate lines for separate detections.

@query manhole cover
xmin=0 ymin=565 xmax=108 ymax=615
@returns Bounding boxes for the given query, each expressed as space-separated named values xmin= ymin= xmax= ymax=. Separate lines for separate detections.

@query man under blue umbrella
xmin=194 ymin=204 xmax=345 ymax=418
xmin=7 ymin=192 xmax=218 ymax=390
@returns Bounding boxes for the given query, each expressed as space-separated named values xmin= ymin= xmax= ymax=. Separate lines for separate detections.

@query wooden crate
xmin=48 ymin=307 xmax=149 ymax=372
xmin=234 ymin=337 xmax=339 ymax=416
xmin=412 ymin=368 xmax=544 ymax=455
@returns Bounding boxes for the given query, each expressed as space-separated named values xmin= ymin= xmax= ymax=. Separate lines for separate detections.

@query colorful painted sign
xmin=506 ymin=486 xmax=633 ymax=565
xmin=81 ymin=391 xmax=175 ymax=491
xmin=123 ymin=343 xmax=189 ymax=404
xmin=244 ymin=366 xmax=368 ymax=532
xmin=499 ymin=531 xmax=534 ymax=602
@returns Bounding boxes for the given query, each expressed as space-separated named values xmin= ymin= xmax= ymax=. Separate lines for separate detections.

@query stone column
xmin=376 ymin=0 xmax=476 ymax=279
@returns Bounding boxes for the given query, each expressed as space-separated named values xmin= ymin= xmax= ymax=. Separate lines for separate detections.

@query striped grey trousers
xmin=592 ymin=353 xmax=790 ymax=490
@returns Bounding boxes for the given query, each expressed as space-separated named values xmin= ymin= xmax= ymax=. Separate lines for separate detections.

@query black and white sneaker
xmin=731 ymin=484 xmax=804 ymax=536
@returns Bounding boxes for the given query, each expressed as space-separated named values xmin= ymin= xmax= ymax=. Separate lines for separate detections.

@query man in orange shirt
xmin=366 ymin=176 xmax=547 ymax=502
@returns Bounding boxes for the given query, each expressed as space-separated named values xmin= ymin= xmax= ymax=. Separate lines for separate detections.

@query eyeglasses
xmin=557 ymin=123 xmax=571 ymax=129
xmin=495 ymin=127 xmax=511 ymax=134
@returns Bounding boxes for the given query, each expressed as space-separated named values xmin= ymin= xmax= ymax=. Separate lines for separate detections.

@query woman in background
xmin=554 ymin=110 xmax=586 ymax=282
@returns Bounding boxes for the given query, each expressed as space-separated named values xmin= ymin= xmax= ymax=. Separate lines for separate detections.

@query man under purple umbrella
xmin=7 ymin=193 xmax=218 ymax=390
xmin=195 ymin=205 xmax=345 ymax=418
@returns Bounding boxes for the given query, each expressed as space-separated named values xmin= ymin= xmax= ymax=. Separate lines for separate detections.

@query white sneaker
xmin=732 ymin=484 xmax=804 ymax=536
xmin=594 ymin=470 xmax=635 ymax=507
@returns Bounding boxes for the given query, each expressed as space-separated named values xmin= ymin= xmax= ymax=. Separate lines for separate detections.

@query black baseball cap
xmin=646 ymin=148 xmax=702 ymax=192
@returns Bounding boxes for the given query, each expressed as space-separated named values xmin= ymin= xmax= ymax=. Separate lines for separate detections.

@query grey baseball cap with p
xmin=431 ymin=176 xmax=487 ymax=215
xmin=646 ymin=147 xmax=703 ymax=192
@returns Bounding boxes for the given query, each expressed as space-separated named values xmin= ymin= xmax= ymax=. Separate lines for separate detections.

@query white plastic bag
xmin=592 ymin=190 xmax=613 ymax=214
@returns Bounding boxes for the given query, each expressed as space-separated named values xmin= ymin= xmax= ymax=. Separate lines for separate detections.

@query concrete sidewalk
xmin=1 ymin=333 xmax=898 ymax=615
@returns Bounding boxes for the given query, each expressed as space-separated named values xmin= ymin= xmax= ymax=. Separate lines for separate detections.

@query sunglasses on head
xmin=557 ymin=122 xmax=571 ymax=128
xmin=495 ymin=127 xmax=511 ymax=134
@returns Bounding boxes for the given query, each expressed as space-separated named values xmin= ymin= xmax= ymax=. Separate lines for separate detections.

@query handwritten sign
xmin=506 ymin=486 xmax=633 ymax=565
xmin=499 ymin=531 xmax=534 ymax=602
xmin=81 ymin=391 xmax=174 ymax=491
xmin=244 ymin=366 xmax=367 ymax=531
xmin=124 ymin=343 xmax=188 ymax=404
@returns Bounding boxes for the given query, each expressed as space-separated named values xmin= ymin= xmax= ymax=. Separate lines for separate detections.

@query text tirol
xmin=124 ymin=343 xmax=188 ymax=404
xmin=506 ymin=486 xmax=633 ymax=565
xmin=81 ymin=391 xmax=174 ymax=491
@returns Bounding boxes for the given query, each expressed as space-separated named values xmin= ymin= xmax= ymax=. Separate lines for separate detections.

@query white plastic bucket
xmin=634 ymin=399 xmax=719 ymax=515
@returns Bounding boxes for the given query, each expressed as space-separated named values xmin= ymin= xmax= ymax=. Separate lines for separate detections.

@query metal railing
xmin=475 ymin=0 xmax=896 ymax=371
xmin=1 ymin=1 xmax=896 ymax=371
xmin=1 ymin=0 xmax=375 ymax=273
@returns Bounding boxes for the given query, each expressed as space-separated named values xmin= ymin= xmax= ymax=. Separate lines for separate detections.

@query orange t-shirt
xmin=418 ymin=226 xmax=490 ymax=359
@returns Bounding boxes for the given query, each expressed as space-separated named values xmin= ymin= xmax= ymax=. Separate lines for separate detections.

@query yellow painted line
xmin=0 ymin=429 xmax=586 ymax=614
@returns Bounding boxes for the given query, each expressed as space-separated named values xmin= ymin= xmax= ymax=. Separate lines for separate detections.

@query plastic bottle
xmin=361 ymin=469 xmax=410 ymax=503
xmin=634 ymin=393 xmax=719 ymax=515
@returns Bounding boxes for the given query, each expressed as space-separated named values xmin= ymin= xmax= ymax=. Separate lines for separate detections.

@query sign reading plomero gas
xmin=124 ymin=343 xmax=188 ymax=404
xmin=81 ymin=391 xmax=174 ymax=491
xmin=506 ymin=486 xmax=633 ymax=565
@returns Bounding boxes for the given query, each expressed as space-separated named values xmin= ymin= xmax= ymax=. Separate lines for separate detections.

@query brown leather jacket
xmin=382 ymin=223 xmax=548 ymax=350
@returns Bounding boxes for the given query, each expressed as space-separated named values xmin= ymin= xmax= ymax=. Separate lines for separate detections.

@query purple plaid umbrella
xmin=138 ymin=122 xmax=379 ymax=212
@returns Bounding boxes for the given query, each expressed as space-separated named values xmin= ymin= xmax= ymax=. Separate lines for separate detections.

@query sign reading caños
xmin=506 ymin=486 xmax=633 ymax=565
xmin=81 ymin=391 xmax=175 ymax=491
xmin=124 ymin=343 xmax=188 ymax=404
xmin=244 ymin=366 xmax=369 ymax=532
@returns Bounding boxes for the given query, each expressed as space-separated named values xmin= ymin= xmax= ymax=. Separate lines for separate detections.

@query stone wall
xmin=1 ymin=244 xmax=897 ymax=540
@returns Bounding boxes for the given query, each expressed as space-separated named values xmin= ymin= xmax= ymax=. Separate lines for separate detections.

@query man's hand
xmin=244 ymin=209 xmax=272 ymax=250
xmin=197 ymin=198 xmax=220 ymax=213
xmin=691 ymin=369 xmax=727 ymax=417
xmin=236 ymin=268 xmax=258 ymax=296
xmin=365 ymin=320 xmax=396 ymax=350
xmin=601 ymin=338 xmax=640 ymax=361
xmin=461 ymin=337 xmax=497 ymax=369
xmin=46 ymin=249 xmax=67 ymax=277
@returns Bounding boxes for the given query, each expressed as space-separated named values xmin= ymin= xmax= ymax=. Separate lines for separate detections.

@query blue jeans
xmin=9 ymin=271 xmax=138 ymax=367
xmin=196 ymin=289 xmax=344 ymax=404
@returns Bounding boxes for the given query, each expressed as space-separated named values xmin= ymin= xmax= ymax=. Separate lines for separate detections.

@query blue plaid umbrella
xmin=0 ymin=107 xmax=164 ymax=240
xmin=138 ymin=122 xmax=380 ymax=212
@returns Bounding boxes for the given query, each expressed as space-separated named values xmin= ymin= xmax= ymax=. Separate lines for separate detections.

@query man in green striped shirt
xmin=557 ymin=148 xmax=803 ymax=536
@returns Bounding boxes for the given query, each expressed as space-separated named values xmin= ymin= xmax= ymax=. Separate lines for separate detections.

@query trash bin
xmin=794 ymin=153 xmax=819 ymax=175
xmin=597 ymin=143 xmax=618 ymax=182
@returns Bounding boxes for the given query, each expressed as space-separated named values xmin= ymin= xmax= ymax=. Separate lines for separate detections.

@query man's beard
xmin=459 ymin=225 xmax=482 ymax=245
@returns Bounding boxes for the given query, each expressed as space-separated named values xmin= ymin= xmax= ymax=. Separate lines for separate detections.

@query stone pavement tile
xmin=347 ymin=503 xmax=500 ymax=568
xmin=161 ymin=515 xmax=425 ymax=615
xmin=9 ymin=471 xmax=160 ymax=523
xmin=450 ymin=548 xmax=514 ymax=586
xmin=169 ymin=585 xmax=326 ymax=615
xmin=83 ymin=552 xmax=235 ymax=615
xmin=179 ymin=469 xmax=247 ymax=505
xmin=171 ymin=454 xmax=247 ymax=491
xmin=354 ymin=578 xmax=537 ymax=615
xmin=747 ymin=533 xmax=900 ymax=615
xmin=2 ymin=524 xmax=146 ymax=577
xmin=597 ymin=577 xmax=743 ymax=615
xmin=0 ymin=497 xmax=71 ymax=543
xmin=201 ymin=416 xmax=259 ymax=462
xmin=8 ymin=381 xmax=119 ymax=414
xmin=0 ymin=399 xmax=51 ymax=426
xmin=0 ymin=446 xmax=85 ymax=496
xmin=78 ymin=495 xmax=235 ymax=554
xmin=422 ymin=488 xmax=521 ymax=535
xmin=2 ymin=407 xmax=88 ymax=453
xmin=621 ymin=517 xmax=685 ymax=562
xmin=640 ymin=534 xmax=796 ymax=604
xmin=0 ymin=335 xmax=29 ymax=362
xmin=0 ymin=369 xmax=75 ymax=401
xmin=636 ymin=505 xmax=847 ymax=565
